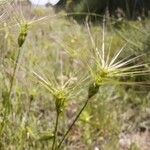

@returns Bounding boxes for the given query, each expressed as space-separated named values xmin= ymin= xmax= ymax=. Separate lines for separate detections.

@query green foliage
xmin=65 ymin=0 xmax=150 ymax=21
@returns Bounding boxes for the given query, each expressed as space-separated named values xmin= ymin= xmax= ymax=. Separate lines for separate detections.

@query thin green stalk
xmin=8 ymin=47 xmax=22 ymax=107
xmin=0 ymin=47 xmax=22 ymax=136
xmin=58 ymin=83 xmax=99 ymax=149
xmin=52 ymin=111 xmax=60 ymax=150
xmin=0 ymin=22 xmax=28 ymax=136
xmin=18 ymin=96 xmax=33 ymax=150
xmin=57 ymin=97 xmax=90 ymax=149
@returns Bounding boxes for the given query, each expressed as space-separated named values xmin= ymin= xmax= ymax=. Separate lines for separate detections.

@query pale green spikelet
xmin=88 ymin=83 xmax=99 ymax=99
xmin=18 ymin=23 xmax=28 ymax=47
xmin=55 ymin=90 xmax=67 ymax=113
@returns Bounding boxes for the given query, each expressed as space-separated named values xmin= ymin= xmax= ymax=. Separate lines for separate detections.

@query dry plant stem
xmin=0 ymin=47 xmax=22 ymax=136
xmin=57 ymin=97 xmax=90 ymax=149
xmin=52 ymin=110 xmax=60 ymax=150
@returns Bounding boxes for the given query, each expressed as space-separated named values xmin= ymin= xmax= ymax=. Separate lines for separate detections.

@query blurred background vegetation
xmin=55 ymin=0 xmax=150 ymax=19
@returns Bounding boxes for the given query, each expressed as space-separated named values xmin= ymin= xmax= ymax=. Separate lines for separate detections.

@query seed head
xmin=18 ymin=23 xmax=28 ymax=47
xmin=55 ymin=90 xmax=68 ymax=113
xmin=88 ymin=83 xmax=100 ymax=99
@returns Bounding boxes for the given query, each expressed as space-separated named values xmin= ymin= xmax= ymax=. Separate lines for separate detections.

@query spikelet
xmin=88 ymin=83 xmax=99 ymax=99
xmin=55 ymin=90 xmax=67 ymax=113
xmin=17 ymin=23 xmax=28 ymax=47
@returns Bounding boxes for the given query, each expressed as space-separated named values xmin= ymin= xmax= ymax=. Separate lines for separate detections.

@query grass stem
xmin=0 ymin=47 xmax=22 ymax=136
xmin=52 ymin=110 xmax=60 ymax=150
xmin=57 ymin=97 xmax=90 ymax=149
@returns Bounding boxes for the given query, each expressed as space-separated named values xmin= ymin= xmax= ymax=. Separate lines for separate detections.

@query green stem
xmin=52 ymin=111 xmax=60 ymax=150
xmin=57 ymin=97 xmax=90 ymax=149
xmin=19 ymin=97 xmax=32 ymax=150
xmin=0 ymin=47 xmax=22 ymax=136
xmin=8 ymin=47 xmax=22 ymax=104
